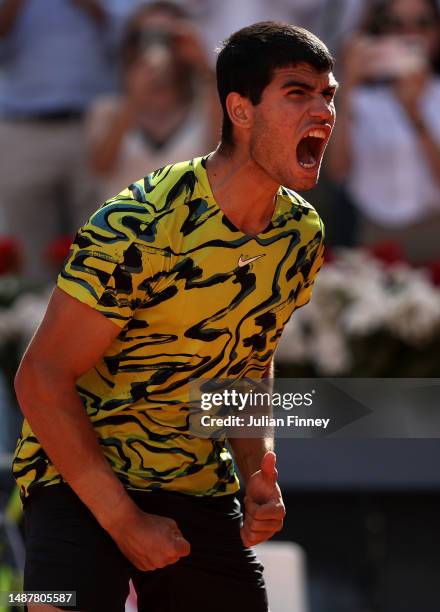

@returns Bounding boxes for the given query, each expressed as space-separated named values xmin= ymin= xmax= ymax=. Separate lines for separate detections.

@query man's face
xmin=248 ymin=63 xmax=338 ymax=191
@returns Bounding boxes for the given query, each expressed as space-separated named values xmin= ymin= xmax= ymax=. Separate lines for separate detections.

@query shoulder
xmin=127 ymin=157 xmax=203 ymax=213
xmin=81 ymin=157 xmax=202 ymax=249
xmin=279 ymin=187 xmax=322 ymax=219
xmin=278 ymin=187 xmax=324 ymax=245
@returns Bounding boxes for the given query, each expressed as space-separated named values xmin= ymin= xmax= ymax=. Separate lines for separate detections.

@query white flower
xmin=309 ymin=328 xmax=351 ymax=375
xmin=385 ymin=273 xmax=440 ymax=345
xmin=276 ymin=248 xmax=440 ymax=372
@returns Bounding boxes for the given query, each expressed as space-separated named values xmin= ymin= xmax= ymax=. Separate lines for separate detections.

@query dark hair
xmin=216 ymin=21 xmax=335 ymax=148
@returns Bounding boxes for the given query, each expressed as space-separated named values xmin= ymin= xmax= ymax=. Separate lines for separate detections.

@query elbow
xmin=15 ymin=353 xmax=76 ymax=416
xmin=14 ymin=358 xmax=27 ymax=403
xmin=14 ymin=355 xmax=37 ymax=415
xmin=14 ymin=354 xmax=54 ymax=418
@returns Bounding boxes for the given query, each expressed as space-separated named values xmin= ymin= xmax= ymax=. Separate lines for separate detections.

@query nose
xmin=309 ymin=94 xmax=334 ymax=122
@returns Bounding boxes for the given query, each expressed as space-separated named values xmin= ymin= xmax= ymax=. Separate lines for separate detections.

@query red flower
xmin=0 ymin=237 xmax=22 ymax=274
xmin=427 ymin=260 xmax=440 ymax=286
xmin=368 ymin=240 xmax=405 ymax=266
xmin=323 ymin=246 xmax=335 ymax=264
xmin=45 ymin=235 xmax=74 ymax=267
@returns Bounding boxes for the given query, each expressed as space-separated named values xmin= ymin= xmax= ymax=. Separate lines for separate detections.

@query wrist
xmin=69 ymin=468 xmax=136 ymax=532
xmin=232 ymin=443 xmax=273 ymax=484
xmin=99 ymin=493 xmax=139 ymax=534
xmin=96 ymin=489 xmax=139 ymax=533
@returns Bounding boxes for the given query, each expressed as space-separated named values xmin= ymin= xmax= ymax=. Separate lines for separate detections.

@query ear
xmin=225 ymin=92 xmax=253 ymax=132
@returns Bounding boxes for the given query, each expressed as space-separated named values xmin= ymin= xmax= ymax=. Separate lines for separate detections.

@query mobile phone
xmin=368 ymin=36 xmax=427 ymax=79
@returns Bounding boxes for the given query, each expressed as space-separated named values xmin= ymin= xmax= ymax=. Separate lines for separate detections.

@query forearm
xmin=407 ymin=111 xmax=440 ymax=185
xmin=90 ymin=103 xmax=136 ymax=174
xmin=393 ymin=74 xmax=440 ymax=186
xmin=229 ymin=360 xmax=274 ymax=484
xmin=229 ymin=436 xmax=274 ymax=484
xmin=15 ymin=359 xmax=135 ymax=530
xmin=0 ymin=0 xmax=26 ymax=36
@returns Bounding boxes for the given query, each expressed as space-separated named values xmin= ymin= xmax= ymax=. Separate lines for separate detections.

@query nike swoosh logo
xmin=238 ymin=254 xmax=266 ymax=267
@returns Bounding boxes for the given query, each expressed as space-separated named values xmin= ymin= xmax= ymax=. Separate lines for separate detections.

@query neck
xmin=206 ymin=144 xmax=280 ymax=235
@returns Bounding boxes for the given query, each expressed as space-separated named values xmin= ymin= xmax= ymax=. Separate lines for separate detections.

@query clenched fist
xmin=107 ymin=504 xmax=190 ymax=571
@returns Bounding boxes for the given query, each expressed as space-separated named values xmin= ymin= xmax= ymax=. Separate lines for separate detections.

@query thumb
xmin=261 ymin=450 xmax=277 ymax=483
xmin=172 ymin=530 xmax=191 ymax=557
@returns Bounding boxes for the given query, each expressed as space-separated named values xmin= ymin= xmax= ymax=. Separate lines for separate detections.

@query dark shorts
xmin=23 ymin=484 xmax=268 ymax=612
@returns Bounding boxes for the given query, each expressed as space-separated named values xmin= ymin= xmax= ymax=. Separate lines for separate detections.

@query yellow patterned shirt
xmin=13 ymin=156 xmax=324 ymax=500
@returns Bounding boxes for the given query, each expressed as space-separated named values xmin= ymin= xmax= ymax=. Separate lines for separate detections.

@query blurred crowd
xmin=0 ymin=0 xmax=439 ymax=283
xmin=1 ymin=5 xmax=439 ymax=609
xmin=0 ymin=0 xmax=438 ymax=447
xmin=325 ymin=0 xmax=440 ymax=264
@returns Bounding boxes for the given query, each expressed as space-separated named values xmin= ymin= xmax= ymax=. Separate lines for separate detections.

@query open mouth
xmin=296 ymin=128 xmax=328 ymax=170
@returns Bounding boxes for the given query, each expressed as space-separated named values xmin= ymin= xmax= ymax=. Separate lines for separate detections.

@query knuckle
xmin=248 ymin=530 xmax=260 ymax=543
xmin=166 ymin=518 xmax=178 ymax=530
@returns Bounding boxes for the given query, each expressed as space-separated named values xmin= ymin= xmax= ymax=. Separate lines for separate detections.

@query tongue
xmin=297 ymin=137 xmax=316 ymax=166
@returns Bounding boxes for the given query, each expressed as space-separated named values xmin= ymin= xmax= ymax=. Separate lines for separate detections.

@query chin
xmin=285 ymin=167 xmax=321 ymax=192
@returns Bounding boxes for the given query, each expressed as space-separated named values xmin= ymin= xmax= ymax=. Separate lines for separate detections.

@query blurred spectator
xmin=0 ymin=0 xmax=117 ymax=283
xmin=87 ymin=1 xmax=220 ymax=200
xmin=184 ymin=0 xmax=363 ymax=60
xmin=326 ymin=0 xmax=440 ymax=261
xmin=182 ymin=0 xmax=289 ymax=56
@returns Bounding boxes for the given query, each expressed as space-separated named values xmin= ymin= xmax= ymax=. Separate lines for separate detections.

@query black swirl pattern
xmin=13 ymin=157 xmax=324 ymax=500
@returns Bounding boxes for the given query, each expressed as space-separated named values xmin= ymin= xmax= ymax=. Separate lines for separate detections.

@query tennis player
xmin=13 ymin=21 xmax=337 ymax=612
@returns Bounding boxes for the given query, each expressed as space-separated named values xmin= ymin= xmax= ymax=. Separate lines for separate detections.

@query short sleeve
xmin=295 ymin=222 xmax=325 ymax=309
xmin=57 ymin=198 xmax=166 ymax=328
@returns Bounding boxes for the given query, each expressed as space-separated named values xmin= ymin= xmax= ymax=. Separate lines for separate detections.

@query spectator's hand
xmin=172 ymin=21 xmax=212 ymax=76
xmin=106 ymin=503 xmax=191 ymax=571
xmin=341 ymin=36 xmax=382 ymax=87
xmin=125 ymin=59 xmax=159 ymax=110
xmin=393 ymin=67 xmax=430 ymax=117
xmin=241 ymin=451 xmax=285 ymax=547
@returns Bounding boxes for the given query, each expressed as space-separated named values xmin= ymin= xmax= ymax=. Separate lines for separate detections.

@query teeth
xmin=306 ymin=129 xmax=326 ymax=139
xmin=299 ymin=161 xmax=316 ymax=169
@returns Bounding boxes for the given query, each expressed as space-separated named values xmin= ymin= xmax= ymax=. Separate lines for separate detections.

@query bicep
xmin=21 ymin=287 xmax=122 ymax=381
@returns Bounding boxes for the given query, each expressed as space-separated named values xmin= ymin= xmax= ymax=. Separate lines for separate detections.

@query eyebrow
xmin=280 ymin=79 xmax=339 ymax=93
